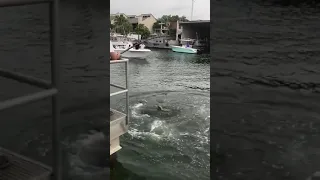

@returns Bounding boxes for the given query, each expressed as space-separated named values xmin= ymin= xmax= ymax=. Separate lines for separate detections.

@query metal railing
xmin=110 ymin=59 xmax=129 ymax=125
xmin=0 ymin=0 xmax=61 ymax=179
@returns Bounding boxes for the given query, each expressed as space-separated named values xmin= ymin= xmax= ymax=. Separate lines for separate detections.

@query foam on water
xmin=112 ymin=91 xmax=210 ymax=179
xmin=65 ymin=131 xmax=109 ymax=180
xmin=128 ymin=100 xmax=210 ymax=151
xmin=128 ymin=102 xmax=179 ymax=141
xmin=131 ymin=102 xmax=150 ymax=119
xmin=128 ymin=119 xmax=177 ymax=141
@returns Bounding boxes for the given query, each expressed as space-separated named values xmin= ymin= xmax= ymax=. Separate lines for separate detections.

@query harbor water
xmin=212 ymin=0 xmax=320 ymax=179
xmin=110 ymin=52 xmax=210 ymax=180
xmin=0 ymin=1 xmax=210 ymax=180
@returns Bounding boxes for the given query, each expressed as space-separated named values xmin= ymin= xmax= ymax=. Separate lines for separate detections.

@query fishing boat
xmin=111 ymin=33 xmax=151 ymax=58
xmin=171 ymin=39 xmax=198 ymax=54
xmin=144 ymin=35 xmax=173 ymax=49
xmin=113 ymin=41 xmax=151 ymax=58
xmin=171 ymin=45 xmax=198 ymax=54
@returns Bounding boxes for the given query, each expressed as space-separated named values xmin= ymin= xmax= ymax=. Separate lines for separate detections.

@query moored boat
xmin=113 ymin=41 xmax=152 ymax=58
xmin=171 ymin=45 xmax=198 ymax=54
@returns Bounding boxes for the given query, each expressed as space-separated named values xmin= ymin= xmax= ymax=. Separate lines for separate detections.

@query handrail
xmin=110 ymin=59 xmax=129 ymax=125
xmin=110 ymin=83 xmax=126 ymax=90
xmin=0 ymin=0 xmax=52 ymax=7
xmin=0 ymin=0 xmax=61 ymax=180
xmin=110 ymin=59 xmax=128 ymax=64
xmin=0 ymin=89 xmax=58 ymax=110
xmin=0 ymin=68 xmax=52 ymax=89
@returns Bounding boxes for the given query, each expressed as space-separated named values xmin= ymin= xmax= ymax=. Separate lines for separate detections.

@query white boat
xmin=112 ymin=41 xmax=151 ymax=58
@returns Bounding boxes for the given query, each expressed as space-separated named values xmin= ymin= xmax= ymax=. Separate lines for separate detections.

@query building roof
xmin=110 ymin=13 xmax=127 ymax=18
xmin=127 ymin=15 xmax=136 ymax=18
xmin=110 ymin=13 xmax=157 ymax=21
xmin=179 ymin=20 xmax=210 ymax=24
xmin=137 ymin=13 xmax=157 ymax=20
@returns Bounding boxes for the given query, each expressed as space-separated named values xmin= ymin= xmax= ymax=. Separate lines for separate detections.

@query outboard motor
xmin=135 ymin=44 xmax=140 ymax=50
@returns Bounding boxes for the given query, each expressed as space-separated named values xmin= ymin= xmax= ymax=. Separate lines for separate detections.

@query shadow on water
xmin=111 ymin=162 xmax=147 ymax=180
xmin=127 ymin=58 xmax=150 ymax=65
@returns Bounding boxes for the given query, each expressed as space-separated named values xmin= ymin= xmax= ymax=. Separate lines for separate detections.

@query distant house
xmin=153 ymin=21 xmax=182 ymax=37
xmin=128 ymin=14 xmax=157 ymax=33
xmin=111 ymin=13 xmax=157 ymax=33
xmin=110 ymin=13 xmax=127 ymax=24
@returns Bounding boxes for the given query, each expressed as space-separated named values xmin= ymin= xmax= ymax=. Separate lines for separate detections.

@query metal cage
xmin=110 ymin=59 xmax=129 ymax=156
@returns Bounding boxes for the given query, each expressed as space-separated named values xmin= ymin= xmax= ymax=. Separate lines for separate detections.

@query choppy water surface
xmin=212 ymin=0 xmax=320 ymax=179
xmin=110 ymin=51 xmax=210 ymax=180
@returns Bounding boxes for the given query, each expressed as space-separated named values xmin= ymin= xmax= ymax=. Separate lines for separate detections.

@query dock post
xmin=110 ymin=153 xmax=118 ymax=169
xmin=49 ymin=0 xmax=61 ymax=179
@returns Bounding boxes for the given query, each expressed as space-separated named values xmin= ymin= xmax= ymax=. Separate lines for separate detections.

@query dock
xmin=177 ymin=20 xmax=210 ymax=51
xmin=110 ymin=59 xmax=130 ymax=156
xmin=0 ymin=148 xmax=52 ymax=180
xmin=178 ymin=20 xmax=210 ymax=40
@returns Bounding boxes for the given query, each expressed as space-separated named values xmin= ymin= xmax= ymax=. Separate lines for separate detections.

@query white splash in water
xmin=128 ymin=119 xmax=176 ymax=141
xmin=128 ymin=101 xmax=209 ymax=147
xmin=131 ymin=102 xmax=150 ymax=118
xmin=133 ymin=102 xmax=144 ymax=109
xmin=197 ymin=104 xmax=210 ymax=119
xmin=65 ymin=132 xmax=109 ymax=180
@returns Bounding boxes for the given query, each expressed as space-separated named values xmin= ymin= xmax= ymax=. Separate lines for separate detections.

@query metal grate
xmin=110 ymin=59 xmax=129 ymax=125
xmin=110 ymin=59 xmax=129 ymax=156
xmin=0 ymin=147 xmax=52 ymax=180
xmin=0 ymin=0 xmax=61 ymax=179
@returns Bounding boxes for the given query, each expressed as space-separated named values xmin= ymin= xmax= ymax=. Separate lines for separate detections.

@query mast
xmin=191 ymin=0 xmax=194 ymax=21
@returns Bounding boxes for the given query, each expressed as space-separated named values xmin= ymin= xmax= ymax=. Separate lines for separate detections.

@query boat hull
xmin=114 ymin=49 xmax=151 ymax=58
xmin=171 ymin=46 xmax=197 ymax=54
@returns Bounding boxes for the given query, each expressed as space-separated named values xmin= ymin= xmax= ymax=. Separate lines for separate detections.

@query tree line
xmin=110 ymin=14 xmax=189 ymax=40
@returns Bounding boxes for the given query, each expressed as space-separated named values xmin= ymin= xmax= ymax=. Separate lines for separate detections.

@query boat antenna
xmin=191 ymin=0 xmax=195 ymax=21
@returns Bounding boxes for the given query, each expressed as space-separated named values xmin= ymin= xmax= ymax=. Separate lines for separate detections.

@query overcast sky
xmin=110 ymin=0 xmax=210 ymax=20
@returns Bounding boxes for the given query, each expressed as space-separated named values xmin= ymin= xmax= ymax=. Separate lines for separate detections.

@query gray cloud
xmin=110 ymin=0 xmax=210 ymax=20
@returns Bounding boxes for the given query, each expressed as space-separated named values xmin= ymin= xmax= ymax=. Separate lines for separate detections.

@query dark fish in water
xmin=137 ymin=105 xmax=179 ymax=119
xmin=138 ymin=99 xmax=147 ymax=104
xmin=157 ymin=105 xmax=170 ymax=112
xmin=157 ymin=105 xmax=163 ymax=111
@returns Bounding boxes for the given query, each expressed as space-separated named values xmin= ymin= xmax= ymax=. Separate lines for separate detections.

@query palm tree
xmin=179 ymin=16 xmax=189 ymax=22
xmin=113 ymin=15 xmax=132 ymax=35
xmin=135 ymin=24 xmax=150 ymax=39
